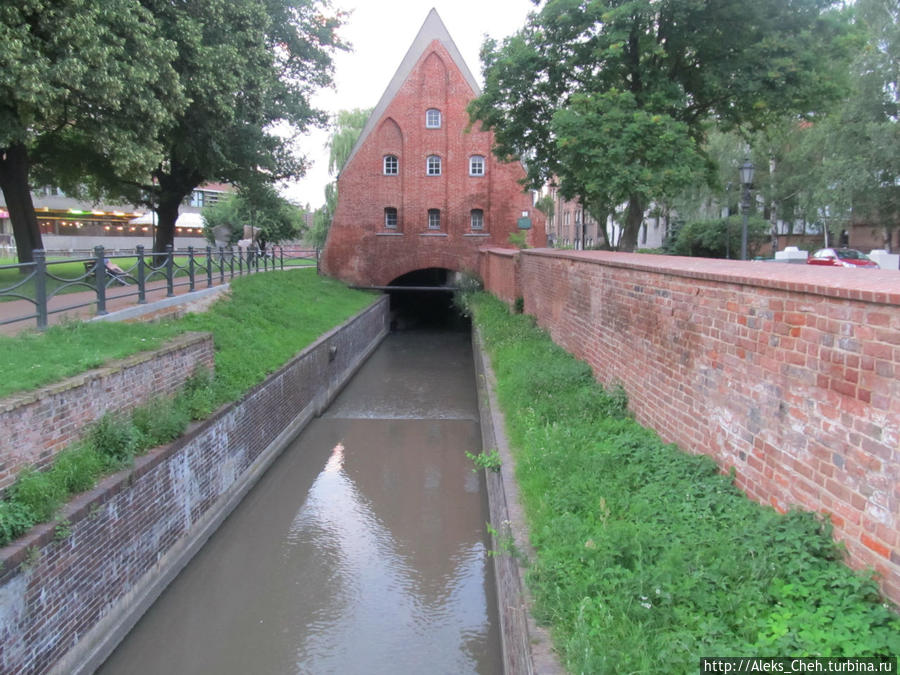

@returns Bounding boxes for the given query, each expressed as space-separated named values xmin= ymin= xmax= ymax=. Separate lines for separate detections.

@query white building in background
xmin=0 ymin=183 xmax=232 ymax=255
xmin=540 ymin=184 xmax=670 ymax=250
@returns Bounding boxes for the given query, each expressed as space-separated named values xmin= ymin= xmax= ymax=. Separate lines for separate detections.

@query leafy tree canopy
xmin=56 ymin=0 xmax=345 ymax=254
xmin=203 ymin=184 xmax=305 ymax=247
xmin=310 ymin=107 xmax=370 ymax=248
xmin=0 ymin=0 xmax=183 ymax=262
xmin=469 ymin=0 xmax=855 ymax=251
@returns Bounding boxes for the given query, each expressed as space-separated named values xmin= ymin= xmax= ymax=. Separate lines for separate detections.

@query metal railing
xmin=0 ymin=244 xmax=319 ymax=331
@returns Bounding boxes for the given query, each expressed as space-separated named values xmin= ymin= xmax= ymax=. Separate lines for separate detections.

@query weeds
xmin=0 ymin=272 xmax=375 ymax=551
xmin=466 ymin=449 xmax=502 ymax=473
xmin=468 ymin=292 xmax=900 ymax=672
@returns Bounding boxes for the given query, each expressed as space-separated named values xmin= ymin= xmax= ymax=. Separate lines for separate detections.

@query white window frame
xmin=469 ymin=155 xmax=485 ymax=176
xmin=384 ymin=207 xmax=398 ymax=229
xmin=428 ymin=209 xmax=441 ymax=230
xmin=425 ymin=108 xmax=441 ymax=128
xmin=426 ymin=155 xmax=441 ymax=176
xmin=471 ymin=209 xmax=484 ymax=230
xmin=383 ymin=155 xmax=398 ymax=175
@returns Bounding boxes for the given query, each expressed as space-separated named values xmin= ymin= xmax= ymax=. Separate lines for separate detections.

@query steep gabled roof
xmin=341 ymin=8 xmax=481 ymax=173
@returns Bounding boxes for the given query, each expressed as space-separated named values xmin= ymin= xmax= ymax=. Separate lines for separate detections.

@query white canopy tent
xmin=128 ymin=212 xmax=206 ymax=228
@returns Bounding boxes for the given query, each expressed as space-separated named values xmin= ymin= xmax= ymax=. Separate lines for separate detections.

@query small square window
xmin=384 ymin=155 xmax=398 ymax=175
xmin=426 ymin=155 xmax=441 ymax=176
xmin=384 ymin=207 xmax=398 ymax=229
xmin=469 ymin=156 xmax=485 ymax=176
xmin=470 ymin=209 xmax=484 ymax=230
xmin=428 ymin=209 xmax=441 ymax=230
xmin=426 ymin=108 xmax=441 ymax=128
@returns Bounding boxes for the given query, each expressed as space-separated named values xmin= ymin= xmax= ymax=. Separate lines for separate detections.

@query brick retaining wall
xmin=483 ymin=248 xmax=900 ymax=603
xmin=0 ymin=296 xmax=389 ymax=675
xmin=0 ymin=332 xmax=215 ymax=492
xmin=480 ymin=248 xmax=520 ymax=307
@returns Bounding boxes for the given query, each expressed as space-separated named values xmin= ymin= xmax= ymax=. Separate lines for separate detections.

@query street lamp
xmin=739 ymin=159 xmax=755 ymax=260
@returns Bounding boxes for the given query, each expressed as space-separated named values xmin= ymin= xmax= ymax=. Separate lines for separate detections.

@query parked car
xmin=806 ymin=248 xmax=880 ymax=269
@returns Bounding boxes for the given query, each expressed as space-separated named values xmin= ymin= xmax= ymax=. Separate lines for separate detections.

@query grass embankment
xmin=0 ymin=272 xmax=374 ymax=546
xmin=468 ymin=293 xmax=899 ymax=673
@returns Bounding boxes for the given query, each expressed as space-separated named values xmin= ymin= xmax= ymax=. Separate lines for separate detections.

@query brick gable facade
xmin=322 ymin=10 xmax=544 ymax=286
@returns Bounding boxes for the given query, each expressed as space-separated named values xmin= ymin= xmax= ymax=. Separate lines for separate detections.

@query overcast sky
xmin=280 ymin=0 xmax=537 ymax=209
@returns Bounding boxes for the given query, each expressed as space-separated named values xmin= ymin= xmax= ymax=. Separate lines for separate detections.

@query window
xmin=426 ymin=155 xmax=441 ymax=176
xmin=384 ymin=207 xmax=398 ymax=229
xmin=426 ymin=108 xmax=441 ymax=128
xmin=470 ymin=209 xmax=484 ymax=230
xmin=469 ymin=155 xmax=485 ymax=176
xmin=428 ymin=209 xmax=441 ymax=230
xmin=188 ymin=190 xmax=205 ymax=208
xmin=383 ymin=155 xmax=398 ymax=175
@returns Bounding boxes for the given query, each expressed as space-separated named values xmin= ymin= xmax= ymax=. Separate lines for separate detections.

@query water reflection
xmin=99 ymin=331 xmax=500 ymax=675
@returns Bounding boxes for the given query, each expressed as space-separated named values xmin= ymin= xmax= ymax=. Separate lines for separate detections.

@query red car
xmin=806 ymin=248 xmax=880 ymax=269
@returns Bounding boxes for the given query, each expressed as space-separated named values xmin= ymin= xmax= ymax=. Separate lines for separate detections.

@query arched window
xmin=426 ymin=155 xmax=441 ymax=176
xmin=428 ymin=209 xmax=441 ymax=230
xmin=383 ymin=155 xmax=398 ymax=175
xmin=470 ymin=209 xmax=484 ymax=230
xmin=425 ymin=108 xmax=441 ymax=128
xmin=469 ymin=155 xmax=485 ymax=176
xmin=384 ymin=207 xmax=398 ymax=229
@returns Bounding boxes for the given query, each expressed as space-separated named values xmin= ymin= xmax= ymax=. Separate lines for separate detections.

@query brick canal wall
xmin=0 ymin=296 xmax=389 ymax=675
xmin=481 ymin=248 xmax=900 ymax=603
xmin=0 ymin=332 xmax=215 ymax=492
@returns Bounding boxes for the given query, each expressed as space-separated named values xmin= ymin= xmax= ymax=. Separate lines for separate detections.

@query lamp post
xmin=740 ymin=159 xmax=755 ymax=261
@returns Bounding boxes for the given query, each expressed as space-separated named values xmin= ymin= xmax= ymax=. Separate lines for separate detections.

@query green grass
xmin=0 ymin=271 xmax=373 ymax=400
xmin=467 ymin=292 xmax=900 ymax=673
xmin=0 ymin=271 xmax=375 ymax=546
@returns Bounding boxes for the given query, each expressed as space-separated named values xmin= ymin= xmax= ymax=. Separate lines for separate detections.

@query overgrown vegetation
xmin=0 ymin=272 xmax=374 ymax=546
xmin=467 ymin=292 xmax=899 ymax=673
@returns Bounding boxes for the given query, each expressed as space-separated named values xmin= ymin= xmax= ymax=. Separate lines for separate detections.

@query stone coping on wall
xmin=0 ymin=331 xmax=211 ymax=414
xmin=524 ymin=248 xmax=900 ymax=306
xmin=481 ymin=246 xmax=519 ymax=257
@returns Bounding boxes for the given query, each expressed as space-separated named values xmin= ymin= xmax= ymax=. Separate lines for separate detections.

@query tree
xmin=203 ymin=184 xmax=305 ymax=247
xmin=0 ymin=0 xmax=182 ymax=263
xmin=815 ymin=0 xmax=899 ymax=249
xmin=667 ymin=215 xmax=770 ymax=259
xmin=66 ymin=0 xmax=345 ymax=255
xmin=311 ymin=107 xmax=370 ymax=247
xmin=469 ymin=0 xmax=854 ymax=251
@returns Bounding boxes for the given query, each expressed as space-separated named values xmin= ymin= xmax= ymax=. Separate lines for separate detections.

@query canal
xmin=98 ymin=301 xmax=502 ymax=674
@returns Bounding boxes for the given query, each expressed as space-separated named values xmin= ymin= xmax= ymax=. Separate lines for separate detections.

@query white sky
xmin=280 ymin=0 xmax=537 ymax=209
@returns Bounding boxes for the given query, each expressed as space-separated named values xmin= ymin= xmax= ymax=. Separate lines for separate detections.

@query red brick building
xmin=322 ymin=9 xmax=544 ymax=287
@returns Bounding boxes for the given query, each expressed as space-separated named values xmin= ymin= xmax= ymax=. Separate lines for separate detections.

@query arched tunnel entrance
xmin=387 ymin=268 xmax=467 ymax=331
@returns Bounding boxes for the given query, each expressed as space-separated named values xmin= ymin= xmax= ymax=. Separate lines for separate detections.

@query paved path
xmin=0 ymin=266 xmax=314 ymax=336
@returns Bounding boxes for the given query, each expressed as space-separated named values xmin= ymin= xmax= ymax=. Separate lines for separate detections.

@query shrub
xmin=6 ymin=468 xmax=65 ymax=523
xmin=175 ymin=367 xmax=216 ymax=420
xmin=49 ymin=444 xmax=104 ymax=494
xmin=0 ymin=501 xmax=36 ymax=547
xmin=132 ymin=397 xmax=189 ymax=449
xmin=89 ymin=413 xmax=139 ymax=468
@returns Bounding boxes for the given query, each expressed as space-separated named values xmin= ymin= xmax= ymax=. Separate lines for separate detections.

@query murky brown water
xmin=98 ymin=329 xmax=501 ymax=675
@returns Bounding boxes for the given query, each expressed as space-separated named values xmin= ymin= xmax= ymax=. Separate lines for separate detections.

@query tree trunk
xmin=152 ymin=160 xmax=203 ymax=255
xmin=153 ymin=192 xmax=182 ymax=255
xmin=0 ymin=142 xmax=43 ymax=264
xmin=619 ymin=194 xmax=644 ymax=252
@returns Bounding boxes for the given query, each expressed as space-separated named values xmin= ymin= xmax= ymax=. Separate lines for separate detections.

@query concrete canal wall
xmin=480 ymin=247 xmax=900 ymax=604
xmin=0 ymin=295 xmax=389 ymax=675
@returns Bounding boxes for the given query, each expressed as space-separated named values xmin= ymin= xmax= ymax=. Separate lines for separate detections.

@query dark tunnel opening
xmin=387 ymin=268 xmax=468 ymax=332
